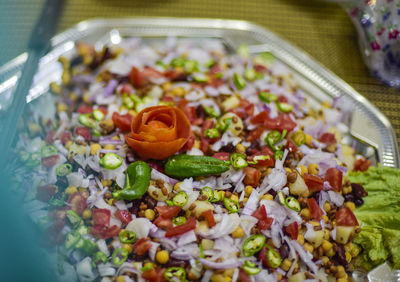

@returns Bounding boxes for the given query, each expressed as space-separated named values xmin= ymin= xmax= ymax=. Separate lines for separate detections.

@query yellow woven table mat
xmin=1 ymin=0 xmax=400 ymax=147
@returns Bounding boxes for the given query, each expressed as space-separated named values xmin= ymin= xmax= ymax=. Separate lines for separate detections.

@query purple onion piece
xmin=104 ymin=79 xmax=119 ymax=97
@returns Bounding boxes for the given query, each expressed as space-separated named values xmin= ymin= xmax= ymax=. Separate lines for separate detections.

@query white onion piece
xmin=97 ymin=239 xmax=110 ymax=256
xmin=97 ymin=263 xmax=116 ymax=277
xmin=177 ymin=230 xmax=197 ymax=246
xmin=201 ymin=270 xmax=213 ymax=282
xmin=327 ymin=190 xmax=344 ymax=207
xmin=126 ymin=218 xmax=153 ymax=239
xmin=198 ymin=213 xmax=240 ymax=239
xmin=240 ymin=215 xmax=259 ymax=236
xmin=76 ymin=257 xmax=97 ymax=281
xmin=291 ymin=240 xmax=318 ymax=273
xmin=149 ymin=242 xmax=160 ymax=261
xmin=159 ymin=238 xmax=177 ymax=251
xmin=255 ymin=269 xmax=277 ymax=282
xmin=171 ymin=243 xmax=199 ymax=260
xmin=242 ymin=189 xmax=260 ymax=216
xmin=198 ymin=258 xmax=242 ymax=269
xmin=114 ymin=200 xmax=127 ymax=211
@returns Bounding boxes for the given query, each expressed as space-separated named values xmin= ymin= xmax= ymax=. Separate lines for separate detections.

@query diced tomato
xmin=114 ymin=210 xmax=133 ymax=225
xmin=307 ymin=198 xmax=324 ymax=221
xmin=92 ymin=209 xmax=111 ymax=226
xmin=154 ymin=216 xmax=173 ymax=229
xmin=68 ymin=193 xmax=87 ymax=215
xmin=278 ymin=95 xmax=288 ymax=103
xmin=243 ymin=167 xmax=261 ymax=187
xmin=354 ymin=158 xmax=371 ymax=172
xmin=303 ymin=174 xmax=324 ymax=193
xmin=164 ymin=69 xmax=184 ymax=81
xmin=238 ymin=269 xmax=252 ymax=282
xmin=212 ymin=152 xmax=230 ymax=161
xmin=60 ymin=131 xmax=72 ymax=144
xmin=202 ymin=119 xmax=215 ymax=132
xmin=209 ymin=64 xmax=221 ymax=74
xmin=200 ymin=137 xmax=209 ymax=153
xmin=247 ymin=127 xmax=265 ymax=142
xmin=285 ymin=222 xmax=299 ymax=240
xmin=155 ymin=206 xmax=182 ymax=219
xmin=285 ymin=139 xmax=298 ymax=153
xmin=254 ymin=64 xmax=268 ymax=73
xmin=251 ymin=110 xmax=269 ymax=125
xmin=97 ymin=106 xmax=108 ymax=116
xmin=142 ymin=267 xmax=166 ymax=282
xmin=36 ymin=184 xmax=58 ymax=202
xmin=102 ymin=225 xmax=121 ymax=239
xmin=90 ymin=224 xmax=105 ymax=236
xmin=112 ymin=112 xmax=133 ymax=132
xmin=181 ymin=105 xmax=197 ymax=124
xmin=319 ymin=132 xmax=336 ymax=144
xmin=182 ymin=134 xmax=195 ymax=151
xmin=202 ymin=209 xmax=216 ymax=227
xmin=336 ymin=207 xmax=358 ymax=226
xmin=264 ymin=114 xmax=297 ymax=132
xmin=119 ymin=83 xmax=133 ymax=95
xmin=252 ymin=205 xmax=274 ymax=230
xmin=165 ymin=216 xmax=196 ymax=237
xmin=77 ymin=105 xmax=93 ymax=114
xmin=252 ymin=205 xmax=268 ymax=221
xmin=129 ymin=67 xmax=145 ymax=87
xmin=325 ymin=168 xmax=343 ymax=192
xmin=74 ymin=126 xmax=92 ymax=141
xmin=142 ymin=66 xmax=164 ymax=79
xmin=133 ymin=238 xmax=152 ymax=255
xmin=41 ymin=155 xmax=60 ymax=168
xmin=45 ymin=130 xmax=55 ymax=144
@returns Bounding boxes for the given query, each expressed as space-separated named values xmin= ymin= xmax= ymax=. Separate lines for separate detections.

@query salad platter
xmin=0 ymin=18 xmax=399 ymax=282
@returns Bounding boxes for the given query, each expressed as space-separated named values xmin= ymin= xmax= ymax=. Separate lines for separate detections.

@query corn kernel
xmin=345 ymin=251 xmax=352 ymax=263
xmin=305 ymin=134 xmax=313 ymax=147
xmin=116 ymin=276 xmax=125 ymax=282
xmin=145 ymin=209 xmax=155 ymax=221
xmin=324 ymin=229 xmax=330 ymax=240
xmin=156 ymin=250 xmax=169 ymax=264
xmin=310 ymin=221 xmax=320 ymax=227
xmin=345 ymin=201 xmax=356 ymax=211
xmin=236 ymin=143 xmax=246 ymax=154
xmin=62 ymin=71 xmax=70 ymax=85
xmin=104 ymin=144 xmax=115 ymax=150
xmin=244 ymin=186 xmax=253 ymax=197
xmin=304 ymin=243 xmax=314 ymax=253
xmin=101 ymin=179 xmax=113 ymax=187
xmin=281 ymin=259 xmax=292 ymax=271
xmin=323 ymin=202 xmax=331 ymax=212
xmin=65 ymin=140 xmax=73 ymax=150
xmin=260 ymin=194 xmax=274 ymax=201
xmin=344 ymin=242 xmax=353 ymax=253
xmin=57 ymin=102 xmax=67 ymax=113
xmin=211 ymin=274 xmax=225 ymax=282
xmin=82 ymin=209 xmax=92 ymax=219
xmin=65 ymin=186 xmax=78 ymax=195
xmin=162 ymin=82 xmax=172 ymax=91
xmin=122 ymin=243 xmax=133 ymax=254
xmin=230 ymin=194 xmax=239 ymax=202
xmin=297 ymin=234 xmax=305 ymax=245
xmin=90 ymin=143 xmax=102 ymax=155
xmin=223 ymin=269 xmax=234 ymax=277
xmin=300 ymin=208 xmax=311 ymax=219
xmin=337 ymin=279 xmax=348 ymax=282
xmin=308 ymin=163 xmax=319 ymax=175
xmin=193 ymin=140 xmax=201 ymax=149
xmin=174 ymin=182 xmax=182 ymax=191
xmin=322 ymin=240 xmax=333 ymax=252
xmin=298 ymin=165 xmax=308 ymax=176
xmin=50 ymin=82 xmax=61 ymax=94
xmin=242 ymin=198 xmax=248 ymax=203
xmin=321 ymin=256 xmax=329 ymax=265
xmin=171 ymin=87 xmax=185 ymax=97
xmin=351 ymin=246 xmax=360 ymax=257
xmin=108 ymin=198 xmax=115 ymax=206
xmin=326 ymin=248 xmax=336 ymax=257
xmin=231 ymin=226 xmax=244 ymax=238
xmin=322 ymin=215 xmax=329 ymax=222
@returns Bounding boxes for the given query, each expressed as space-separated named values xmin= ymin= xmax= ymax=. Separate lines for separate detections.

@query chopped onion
xmin=198 ymin=213 xmax=240 ymax=239
xmin=327 ymin=191 xmax=344 ymax=207
xmin=126 ymin=218 xmax=153 ymax=239
xmin=177 ymin=230 xmax=197 ymax=246
xmin=151 ymin=168 xmax=179 ymax=186
xmin=97 ymin=263 xmax=116 ymax=277
xmin=149 ymin=242 xmax=160 ymax=261
xmin=76 ymin=257 xmax=97 ymax=281
xmin=198 ymin=258 xmax=242 ymax=269
xmin=242 ymin=189 xmax=259 ymax=215
xmin=97 ymin=239 xmax=110 ymax=256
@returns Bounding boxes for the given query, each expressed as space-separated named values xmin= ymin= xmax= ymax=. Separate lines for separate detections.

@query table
xmin=1 ymin=0 xmax=400 ymax=147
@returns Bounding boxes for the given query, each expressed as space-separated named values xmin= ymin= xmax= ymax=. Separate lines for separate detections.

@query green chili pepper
xmin=204 ymin=128 xmax=220 ymax=139
xmin=247 ymin=155 xmax=270 ymax=165
xmin=265 ymin=246 xmax=282 ymax=268
xmin=119 ymin=230 xmax=136 ymax=244
xmin=277 ymin=191 xmax=286 ymax=205
xmin=122 ymin=94 xmax=135 ymax=109
xmin=56 ymin=163 xmax=72 ymax=177
xmin=172 ymin=216 xmax=187 ymax=226
xmin=230 ymin=153 xmax=248 ymax=169
xmin=112 ymin=248 xmax=129 ymax=266
xmin=92 ymin=129 xmax=102 ymax=137
xmin=66 ymin=210 xmax=83 ymax=228
xmin=203 ymin=106 xmax=219 ymax=118
xmin=293 ymin=131 xmax=305 ymax=146
xmin=214 ymin=72 xmax=223 ymax=79
xmin=173 ymin=191 xmax=188 ymax=207
xmin=141 ymin=263 xmax=154 ymax=272
xmin=76 ymin=225 xmax=89 ymax=235
xmin=64 ymin=231 xmax=81 ymax=250
xmin=165 ymin=155 xmax=230 ymax=178
xmin=277 ymin=102 xmax=294 ymax=113
xmin=48 ymin=194 xmax=66 ymax=207
xmin=166 ymin=200 xmax=174 ymax=206
xmin=210 ymin=190 xmax=224 ymax=203
xmin=164 ymin=267 xmax=187 ymax=282
xmin=254 ymin=52 xmax=275 ymax=66
xmin=242 ymin=235 xmax=266 ymax=257
xmin=258 ymin=91 xmax=278 ymax=103
xmin=204 ymin=59 xmax=216 ymax=68
xmin=113 ymin=161 xmax=151 ymax=200
xmin=184 ymin=60 xmax=198 ymax=73
xmin=171 ymin=57 xmax=186 ymax=67
xmin=233 ymin=73 xmax=246 ymax=90
xmin=156 ymin=61 xmax=167 ymax=69
xmin=242 ymin=260 xmax=261 ymax=275
xmin=80 ymin=239 xmax=98 ymax=255
xmin=281 ymin=129 xmax=288 ymax=140
xmin=266 ymin=130 xmax=281 ymax=149
xmin=201 ymin=187 xmax=214 ymax=201
xmin=41 ymin=145 xmax=58 ymax=158
xmin=224 ymin=198 xmax=240 ymax=214
xmin=92 ymin=109 xmax=105 ymax=121
xmin=216 ymin=118 xmax=232 ymax=132
xmin=99 ymin=153 xmax=123 ymax=169
xmin=244 ymin=68 xmax=257 ymax=81
xmin=78 ymin=113 xmax=97 ymax=128
xmin=285 ymin=196 xmax=301 ymax=212
xmin=274 ymin=150 xmax=284 ymax=160
xmin=92 ymin=251 xmax=108 ymax=267
xmin=199 ymin=243 xmax=205 ymax=258
xmin=193 ymin=73 xmax=209 ymax=83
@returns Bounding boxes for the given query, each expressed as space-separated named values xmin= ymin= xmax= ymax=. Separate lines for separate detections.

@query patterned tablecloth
xmin=1 ymin=0 xmax=400 ymax=147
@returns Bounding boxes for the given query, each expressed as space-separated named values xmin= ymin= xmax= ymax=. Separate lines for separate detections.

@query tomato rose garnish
xmin=125 ymin=105 xmax=191 ymax=160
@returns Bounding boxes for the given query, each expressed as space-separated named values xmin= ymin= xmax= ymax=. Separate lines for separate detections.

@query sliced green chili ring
xmin=80 ymin=239 xmax=98 ymax=255
xmin=172 ymin=216 xmax=187 ymax=226
xmin=166 ymin=200 xmax=174 ymax=206
xmin=254 ymin=52 xmax=275 ymax=66
xmin=199 ymin=243 xmax=205 ymax=258
xmin=99 ymin=153 xmax=123 ymax=169
xmin=164 ymin=266 xmax=187 ymax=282
xmin=78 ymin=113 xmax=97 ymax=128
xmin=266 ymin=247 xmax=282 ymax=268
xmin=41 ymin=145 xmax=58 ymax=158
xmin=122 ymin=94 xmax=135 ymax=109
xmin=76 ymin=225 xmax=89 ymax=235
xmin=140 ymin=263 xmax=154 ymax=272
xmin=214 ymin=72 xmax=223 ymax=79
xmin=56 ymin=163 xmax=72 ymax=177
xmin=204 ymin=59 xmax=216 ymax=68
xmin=171 ymin=57 xmax=186 ymax=67
xmin=224 ymin=197 xmax=240 ymax=214
xmin=119 ymin=230 xmax=136 ymax=244
xmin=277 ymin=191 xmax=286 ymax=205
xmin=242 ymin=235 xmax=266 ymax=257
xmin=201 ymin=186 xmax=214 ymax=201
xmin=230 ymin=153 xmax=248 ymax=169
xmin=274 ymin=150 xmax=284 ymax=160
xmin=233 ymin=73 xmax=246 ymax=90
xmin=244 ymin=68 xmax=257 ymax=81
xmin=258 ymin=91 xmax=278 ymax=103
xmin=247 ymin=155 xmax=270 ymax=165
xmin=285 ymin=196 xmax=301 ymax=212
xmin=210 ymin=190 xmax=223 ymax=203
xmin=184 ymin=60 xmax=198 ymax=73
xmin=277 ymin=102 xmax=294 ymax=113
xmin=293 ymin=131 xmax=306 ymax=146
xmin=266 ymin=130 xmax=281 ymax=148
xmin=216 ymin=118 xmax=232 ymax=132
xmin=243 ymin=265 xmax=261 ymax=275
xmin=204 ymin=128 xmax=220 ymax=139
xmin=193 ymin=73 xmax=209 ymax=83
xmin=66 ymin=210 xmax=83 ymax=228
xmin=111 ymin=248 xmax=129 ymax=267
xmin=64 ymin=231 xmax=81 ymax=250
xmin=92 ymin=251 xmax=108 ymax=267
xmin=173 ymin=191 xmax=189 ymax=207
xmin=92 ymin=109 xmax=105 ymax=121
xmin=280 ymin=129 xmax=288 ymax=141
xmin=203 ymin=106 xmax=219 ymax=118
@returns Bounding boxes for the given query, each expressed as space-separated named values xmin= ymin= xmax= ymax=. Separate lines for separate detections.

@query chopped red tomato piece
xmin=182 ymin=134 xmax=195 ymax=151
xmin=238 ymin=269 xmax=252 ymax=282
xmin=112 ymin=112 xmax=133 ymax=132
xmin=77 ymin=105 xmax=93 ymax=114
xmin=92 ymin=209 xmax=111 ymax=226
xmin=231 ymin=99 xmax=254 ymax=119
xmin=129 ymin=67 xmax=145 ymax=87
xmin=202 ymin=209 xmax=216 ymax=227
xmin=307 ymin=198 xmax=324 ymax=221
xmin=250 ymin=110 xmax=269 ymax=125
xmin=248 ymin=152 xmax=274 ymax=167
xmin=212 ymin=152 xmax=230 ymax=161
xmin=278 ymin=95 xmax=288 ymax=103
xmin=285 ymin=139 xmax=298 ymax=153
xmin=60 ymin=131 xmax=72 ymax=144
xmin=252 ymin=205 xmax=268 ymax=221
xmin=264 ymin=114 xmax=297 ymax=132
xmin=303 ymin=174 xmax=324 ymax=193
xmin=36 ymin=184 xmax=57 ymax=202
xmin=154 ymin=216 xmax=173 ymax=229
xmin=133 ymin=238 xmax=153 ymax=255
xmin=114 ymin=210 xmax=133 ymax=225
xmin=354 ymin=158 xmax=371 ymax=172
xmin=74 ymin=126 xmax=92 ymax=141
xmin=45 ymin=130 xmax=55 ymax=143
xmin=285 ymin=222 xmax=299 ymax=240
xmin=68 ymin=193 xmax=87 ymax=215
xmin=41 ymin=155 xmax=60 ymax=168
xmin=243 ymin=167 xmax=261 ymax=187
xmin=252 ymin=205 xmax=274 ymax=230
xmin=142 ymin=267 xmax=166 ymax=282
xmin=181 ymin=105 xmax=197 ymax=124
xmin=247 ymin=127 xmax=265 ymax=142
xmin=119 ymin=83 xmax=133 ymax=95
xmin=319 ymin=132 xmax=336 ymax=144
xmin=165 ymin=216 xmax=196 ymax=237
xmin=155 ymin=206 xmax=181 ymax=219
xmin=336 ymin=207 xmax=358 ymax=226
xmin=102 ymin=225 xmax=121 ymax=239
xmin=325 ymin=168 xmax=343 ymax=192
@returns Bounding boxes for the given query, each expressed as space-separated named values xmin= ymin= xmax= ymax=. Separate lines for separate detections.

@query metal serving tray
xmin=0 ymin=17 xmax=398 ymax=168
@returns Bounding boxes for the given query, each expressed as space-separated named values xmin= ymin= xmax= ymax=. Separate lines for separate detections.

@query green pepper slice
xmin=210 ymin=190 xmax=224 ymax=203
xmin=66 ymin=210 xmax=83 ymax=228
xmin=266 ymin=246 xmax=282 ymax=268
xmin=266 ymin=130 xmax=281 ymax=149
xmin=216 ymin=118 xmax=232 ymax=133
xmin=80 ymin=239 xmax=98 ymax=255
xmin=242 ymin=260 xmax=261 ymax=275
xmin=184 ymin=60 xmax=198 ymax=73
xmin=277 ymin=191 xmax=286 ymax=205
xmin=204 ymin=128 xmax=220 ymax=139
xmin=285 ymin=196 xmax=301 ymax=212
xmin=203 ymin=106 xmax=219 ymax=118
xmin=258 ymin=91 xmax=278 ymax=103
xmin=78 ymin=113 xmax=97 ymax=128
xmin=172 ymin=216 xmax=187 ymax=226
xmin=242 ymin=235 xmax=266 ymax=257
xmin=277 ymin=102 xmax=294 ymax=113
xmin=164 ymin=267 xmax=187 ymax=282
xmin=244 ymin=68 xmax=257 ymax=81
xmin=99 ymin=153 xmax=123 ymax=169
xmin=113 ymin=161 xmax=151 ymax=200
xmin=233 ymin=73 xmax=246 ymax=90
xmin=172 ymin=191 xmax=189 ymax=207
xmin=64 ymin=231 xmax=81 ymax=250
xmin=224 ymin=198 xmax=240 ymax=214
xmin=193 ymin=73 xmax=209 ymax=83
xmin=92 ymin=251 xmax=108 ymax=267
xmin=274 ymin=150 xmax=284 ymax=160
xmin=201 ymin=187 xmax=214 ymax=201
xmin=292 ymin=131 xmax=305 ymax=146
xmin=92 ymin=109 xmax=105 ymax=121
xmin=112 ymin=248 xmax=129 ymax=266
xmin=230 ymin=153 xmax=248 ymax=169
xmin=122 ymin=94 xmax=135 ymax=109
xmin=119 ymin=230 xmax=136 ymax=244
xmin=171 ymin=57 xmax=186 ymax=67
xmin=56 ymin=163 xmax=72 ymax=177
xmin=41 ymin=145 xmax=58 ymax=158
